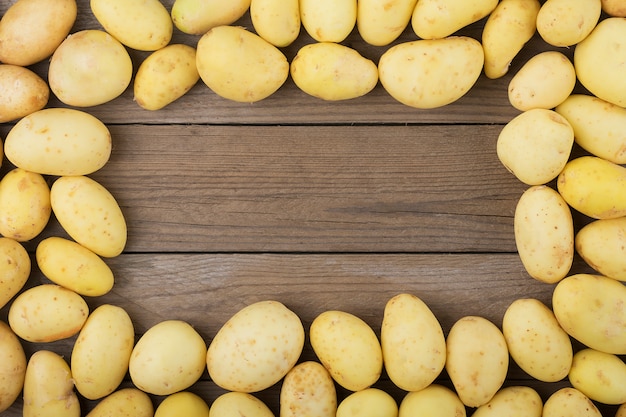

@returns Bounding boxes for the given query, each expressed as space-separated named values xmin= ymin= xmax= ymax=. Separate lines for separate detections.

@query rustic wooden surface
xmin=0 ymin=0 xmax=621 ymax=415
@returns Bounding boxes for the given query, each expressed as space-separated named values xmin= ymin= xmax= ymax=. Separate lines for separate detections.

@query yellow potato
xmin=207 ymin=300 xmax=304 ymax=393
xmin=0 ymin=0 xmax=77 ymax=66
xmin=280 ymin=361 xmax=337 ymax=417
xmin=0 ymin=168 xmax=51 ymax=242
xmin=357 ymin=0 xmax=418 ymax=46
xmin=50 ymin=175 xmax=127 ymax=258
xmin=445 ymin=316 xmax=509 ymax=407
xmin=381 ymin=293 xmax=446 ymax=392
xmin=209 ymin=392 xmax=274 ymax=417
xmin=398 ymin=385 xmax=466 ymax=417
xmin=0 ymin=321 xmax=26 ymax=413
xmin=0 ymin=64 xmax=49 ymax=123
xmin=502 ymin=298 xmax=573 ymax=381
xmin=412 ymin=0 xmax=498 ymax=39
xmin=310 ymin=310 xmax=382 ymax=392
xmin=300 ymin=0 xmax=356 ymax=42
xmin=569 ymin=348 xmax=626 ymax=405
xmin=196 ymin=26 xmax=289 ymax=103
xmin=536 ymin=0 xmax=601 ymax=47
xmin=155 ymin=392 xmax=210 ymax=417
xmin=48 ymin=29 xmax=133 ymax=107
xmin=379 ymin=36 xmax=484 ymax=109
xmin=552 ymin=274 xmax=626 ymax=354
xmin=557 ymin=156 xmax=626 ymax=219
xmin=134 ymin=44 xmax=200 ymax=111
xmin=337 ymin=388 xmax=398 ymax=417
xmin=576 ymin=217 xmax=626 ymax=281
xmin=250 ymin=0 xmax=300 ymax=47
xmin=542 ymin=388 xmax=601 ymax=417
xmin=472 ymin=386 xmax=542 ymax=417
xmin=508 ymin=51 xmax=576 ymax=111
xmin=482 ymin=0 xmax=541 ymax=79
xmin=171 ymin=0 xmax=251 ymax=35
xmin=290 ymin=42 xmax=378 ymax=101
xmin=4 ymin=108 xmax=112 ymax=176
xmin=555 ymin=94 xmax=626 ymax=164
xmin=617 ymin=403 xmax=626 ymax=417
xmin=602 ymin=0 xmax=626 ymax=16
xmin=514 ymin=185 xmax=574 ymax=284
xmin=23 ymin=350 xmax=80 ymax=417
xmin=72 ymin=304 xmax=135 ymax=400
xmin=497 ymin=109 xmax=574 ymax=185
xmin=91 ymin=0 xmax=172 ymax=51
xmin=129 ymin=320 xmax=206 ymax=396
xmin=86 ymin=388 xmax=153 ymax=417
xmin=0 ymin=238 xmax=30 ymax=310
xmin=574 ymin=17 xmax=626 ymax=107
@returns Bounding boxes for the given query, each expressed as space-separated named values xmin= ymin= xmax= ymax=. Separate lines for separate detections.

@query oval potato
xmin=379 ymin=37 xmax=484 ymax=109
xmin=209 ymin=392 xmax=274 ymax=417
xmin=536 ymin=0 xmax=601 ymax=47
xmin=155 ymin=392 xmax=209 ymax=417
xmin=357 ymin=0 xmax=417 ymax=46
xmin=412 ymin=0 xmax=498 ymax=39
xmin=171 ymin=0 xmax=251 ymax=35
xmin=0 ymin=238 xmax=30 ymax=310
xmin=472 ymin=386 xmax=542 ymax=417
xmin=576 ymin=217 xmax=626 ymax=281
xmin=300 ymin=0 xmax=356 ymax=42
xmin=280 ymin=361 xmax=337 ymax=417
xmin=250 ymin=0 xmax=300 ymax=47
xmin=0 ymin=64 xmax=49 ymax=123
xmin=602 ymin=0 xmax=626 ymax=16
xmin=86 ymin=388 xmax=153 ymax=417
xmin=542 ymin=387 xmax=601 ymax=417
xmin=337 ymin=388 xmax=398 ymax=417
xmin=568 ymin=348 xmax=626 ymax=405
xmin=0 ymin=321 xmax=26 ymax=414
xmin=399 ymin=384 xmax=466 ymax=417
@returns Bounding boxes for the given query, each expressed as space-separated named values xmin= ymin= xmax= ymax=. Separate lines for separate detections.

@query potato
xmin=23 ymin=350 xmax=80 ymax=417
xmin=536 ymin=0 xmax=601 ymax=47
xmin=171 ymin=0 xmax=251 ymax=35
xmin=72 ymin=304 xmax=135 ymax=400
xmin=398 ymin=385 xmax=466 ymax=417
xmin=51 ymin=175 xmax=127 ymax=258
xmin=290 ymin=42 xmax=378 ymax=101
xmin=337 ymin=388 xmax=398 ymax=417
xmin=0 ymin=168 xmax=51 ymax=242
xmin=557 ymin=156 xmax=626 ymax=219
xmin=129 ymin=320 xmax=206 ymax=396
xmin=481 ymin=0 xmax=541 ymax=79
xmin=207 ymin=300 xmax=304 ymax=392
xmin=445 ymin=316 xmax=509 ymax=407
xmin=568 ymin=348 xmax=626 ymax=405
xmin=378 ymin=37 xmax=484 ymax=109
xmin=357 ymin=0 xmax=418 ymax=46
xmin=542 ymin=388 xmax=601 ymax=417
xmin=0 ymin=64 xmax=49 ymax=123
xmin=602 ymin=0 xmax=626 ymax=16
xmin=576 ymin=217 xmax=626 ymax=281
xmin=472 ymin=386 xmax=543 ymax=417
xmin=209 ymin=392 xmax=273 ymax=417
xmin=48 ymin=29 xmax=133 ymax=107
xmin=381 ymin=293 xmax=446 ymax=392
xmin=574 ymin=17 xmax=626 ymax=107
xmin=310 ymin=310 xmax=383 ymax=392
xmin=4 ymin=108 xmax=112 ymax=176
xmin=0 ymin=321 xmax=26 ymax=413
xmin=300 ymin=0 xmax=356 ymax=42
xmin=508 ymin=51 xmax=576 ymax=111
xmin=91 ymin=0 xmax=172 ymax=51
xmin=280 ymin=361 xmax=337 ymax=417
xmin=411 ymin=0 xmax=498 ymax=39
xmin=552 ymin=273 xmax=626 ymax=354
xmin=0 ymin=238 xmax=30 ymax=310
xmin=155 ymin=392 xmax=210 ymax=417
xmin=0 ymin=0 xmax=76 ymax=66
xmin=250 ymin=0 xmax=300 ymax=47
xmin=86 ymin=388 xmax=153 ymax=417
xmin=555 ymin=94 xmax=626 ymax=164
xmin=497 ymin=109 xmax=574 ymax=185
xmin=134 ymin=44 xmax=200 ymax=111
xmin=617 ymin=403 xmax=626 ymax=417
xmin=196 ymin=26 xmax=289 ymax=103
xmin=514 ymin=185 xmax=574 ymax=284
xmin=502 ymin=298 xmax=573 ymax=382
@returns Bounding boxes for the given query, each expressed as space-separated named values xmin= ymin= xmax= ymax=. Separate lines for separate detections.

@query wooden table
xmin=0 ymin=1 xmax=620 ymax=415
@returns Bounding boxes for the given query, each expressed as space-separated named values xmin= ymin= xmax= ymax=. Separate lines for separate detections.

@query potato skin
xmin=575 ymin=217 xmax=626 ymax=281
xmin=0 ymin=65 xmax=49 ymax=123
xmin=250 ymin=0 xmax=300 ymax=47
xmin=0 ymin=238 xmax=30 ymax=310
xmin=0 ymin=321 xmax=26 ymax=414
xmin=171 ymin=0 xmax=251 ymax=35
xmin=300 ymin=0 xmax=356 ymax=42
xmin=412 ymin=0 xmax=498 ymax=39
xmin=357 ymin=0 xmax=418 ymax=46
xmin=536 ymin=0 xmax=601 ymax=47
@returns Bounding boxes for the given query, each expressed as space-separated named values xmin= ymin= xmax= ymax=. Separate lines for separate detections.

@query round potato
xmin=155 ymin=392 xmax=209 ymax=417
xmin=536 ymin=0 xmax=601 ymax=47
xmin=86 ymin=388 xmax=153 ymax=417
xmin=357 ymin=0 xmax=418 ymax=46
xmin=0 ymin=238 xmax=30 ymax=310
xmin=412 ymin=0 xmax=498 ymax=39
xmin=602 ymin=0 xmax=626 ymax=16
xmin=300 ymin=0 xmax=356 ymax=42
xmin=542 ymin=387 xmax=601 ymax=417
xmin=472 ymin=386 xmax=542 ymax=417
xmin=0 ymin=321 xmax=26 ymax=414
xmin=569 ymin=348 xmax=626 ymax=405
xmin=209 ymin=392 xmax=274 ymax=417
xmin=280 ymin=361 xmax=337 ymax=417
xmin=399 ymin=384 xmax=466 ymax=417
xmin=171 ymin=0 xmax=251 ymax=35
xmin=250 ymin=0 xmax=300 ymax=47
xmin=337 ymin=388 xmax=398 ymax=417
xmin=576 ymin=217 xmax=626 ymax=281
xmin=0 ymin=64 xmax=49 ymax=123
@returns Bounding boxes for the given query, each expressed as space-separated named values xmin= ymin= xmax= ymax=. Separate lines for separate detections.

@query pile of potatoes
xmin=0 ymin=0 xmax=626 ymax=416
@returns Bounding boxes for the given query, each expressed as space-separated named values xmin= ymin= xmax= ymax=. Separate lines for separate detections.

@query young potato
xmin=576 ymin=217 xmax=626 ymax=281
xmin=86 ymin=388 xmax=153 ymax=417
xmin=379 ymin=37 xmax=484 ymax=109
xmin=398 ymin=385 xmax=466 ymax=417
xmin=155 ymin=392 xmax=209 ymax=417
xmin=536 ymin=0 xmax=601 ymax=47
xmin=280 ymin=361 xmax=337 ymax=417
xmin=337 ymin=388 xmax=398 ymax=417
xmin=171 ymin=0 xmax=251 ymax=35
xmin=0 ymin=64 xmax=49 ymax=123
xmin=290 ymin=42 xmax=378 ymax=101
xmin=357 ymin=0 xmax=418 ymax=46
xmin=569 ymin=348 xmax=626 ymax=405
xmin=602 ymin=0 xmax=626 ymax=16
xmin=0 ymin=0 xmax=76 ymax=66
xmin=250 ymin=0 xmax=300 ymax=47
xmin=0 ymin=238 xmax=30 ymax=310
xmin=0 ymin=321 xmax=26 ymax=414
xmin=472 ymin=386 xmax=542 ymax=417
xmin=574 ymin=17 xmax=626 ymax=107
xmin=209 ymin=392 xmax=274 ymax=417
xmin=300 ymin=0 xmax=357 ymax=42
xmin=542 ymin=388 xmax=601 ymax=417
xmin=482 ymin=0 xmax=541 ymax=79
xmin=412 ymin=0 xmax=498 ymax=39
